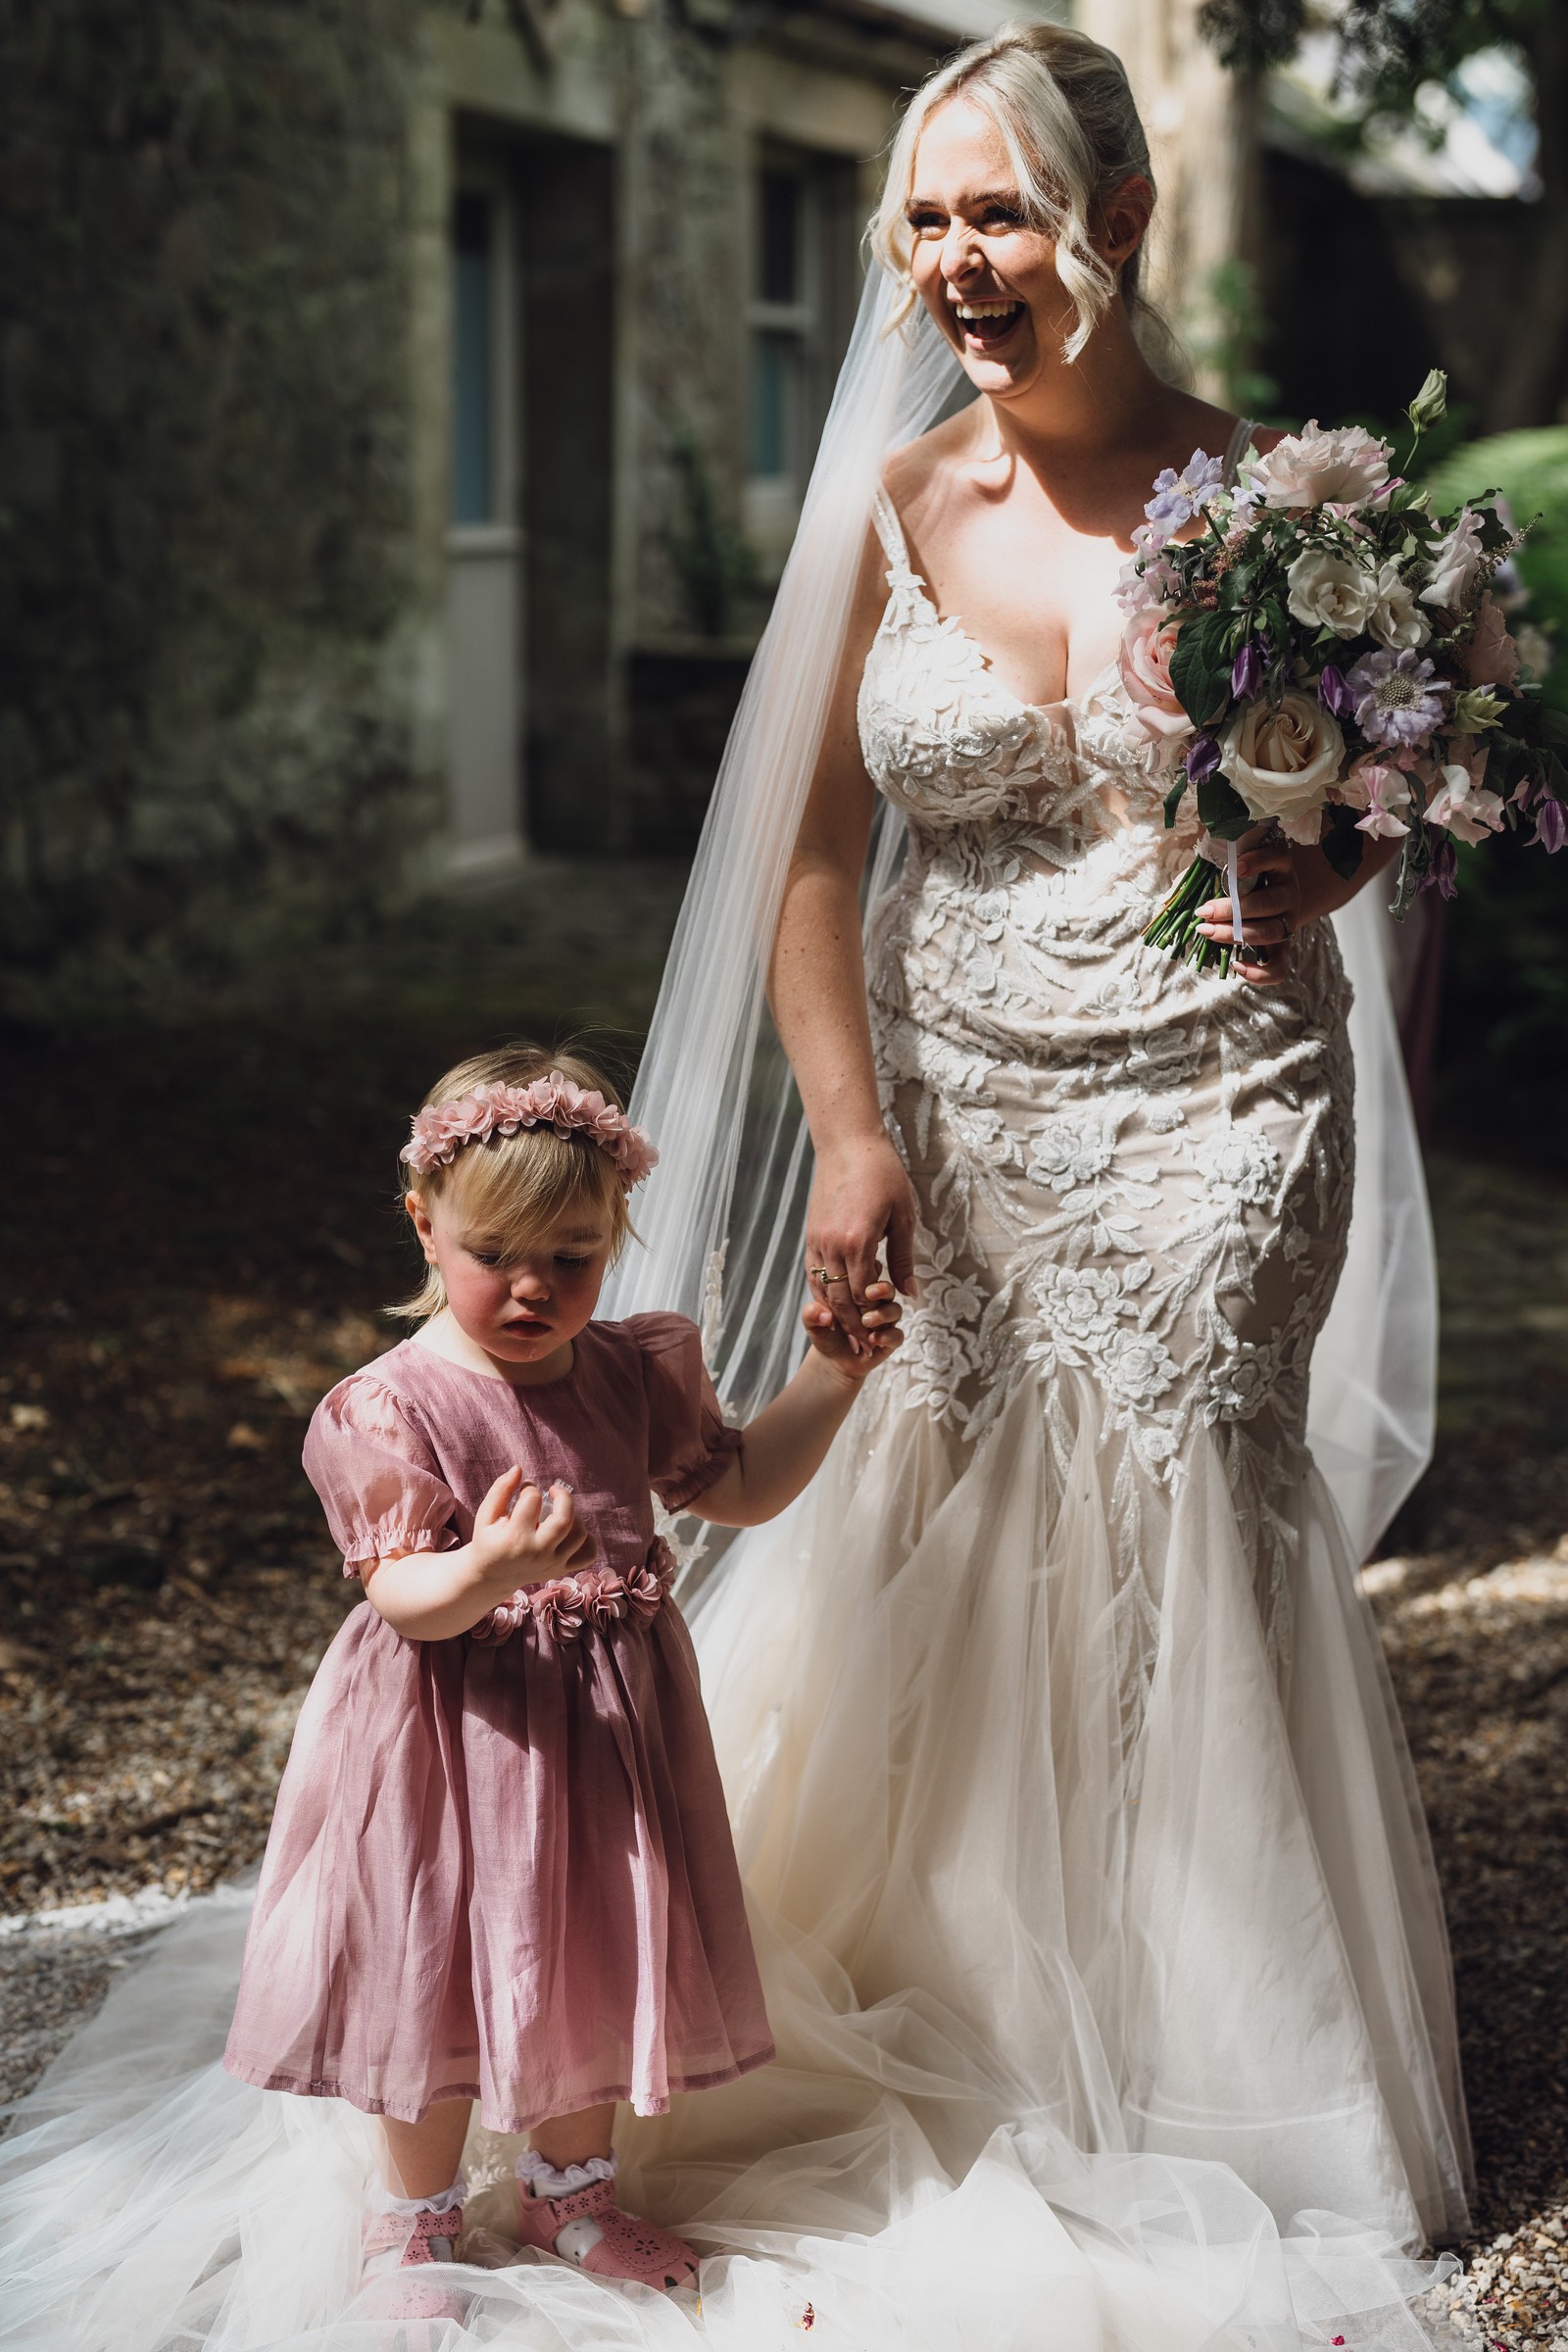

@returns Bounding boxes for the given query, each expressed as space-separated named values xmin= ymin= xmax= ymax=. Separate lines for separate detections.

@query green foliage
xmin=664 ymin=424 xmax=757 ymax=640
xmin=1200 ymin=0 xmax=1543 ymax=102
xmin=1168 ymin=612 xmax=1233 ymax=728
xmin=1427 ymin=429 xmax=1568 ymax=710
xmin=1187 ymin=260 xmax=1280 ymax=418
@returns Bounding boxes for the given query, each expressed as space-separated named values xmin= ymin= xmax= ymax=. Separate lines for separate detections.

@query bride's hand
xmin=806 ymin=1137 xmax=919 ymax=1352
xmin=1196 ymin=839 xmax=1305 ymax=986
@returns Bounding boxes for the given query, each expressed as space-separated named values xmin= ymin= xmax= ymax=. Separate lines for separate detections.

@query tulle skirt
xmin=0 ymin=1359 xmax=1469 ymax=2350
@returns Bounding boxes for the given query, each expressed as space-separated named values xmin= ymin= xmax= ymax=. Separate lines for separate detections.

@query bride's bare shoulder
xmin=879 ymin=408 xmax=978 ymax=515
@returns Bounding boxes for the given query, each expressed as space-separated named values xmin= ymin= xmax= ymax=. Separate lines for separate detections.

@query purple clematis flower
xmin=1231 ymin=640 xmax=1266 ymax=700
xmin=1186 ymin=733 xmax=1222 ymax=782
xmin=1419 ymin=838 xmax=1458 ymax=900
xmin=1146 ymin=452 xmax=1226 ymax=533
xmin=1319 ymin=662 xmax=1355 ymax=720
xmin=1535 ymin=794 xmax=1568 ymax=854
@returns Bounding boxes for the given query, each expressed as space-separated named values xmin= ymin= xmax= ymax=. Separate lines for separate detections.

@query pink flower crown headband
xmin=400 ymin=1074 xmax=659 ymax=1190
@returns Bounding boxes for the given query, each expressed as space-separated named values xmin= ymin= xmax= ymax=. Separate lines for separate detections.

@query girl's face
xmin=408 ymin=1191 xmax=614 ymax=1381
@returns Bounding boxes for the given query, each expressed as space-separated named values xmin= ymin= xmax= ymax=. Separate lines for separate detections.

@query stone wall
xmin=0 ymin=0 xmax=435 ymax=1009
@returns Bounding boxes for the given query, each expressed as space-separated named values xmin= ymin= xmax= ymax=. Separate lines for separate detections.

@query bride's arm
xmin=769 ymin=524 xmax=919 ymax=1349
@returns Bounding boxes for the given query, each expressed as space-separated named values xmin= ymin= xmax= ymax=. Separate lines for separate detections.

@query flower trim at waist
xmin=467 ymin=1537 xmax=676 ymax=1645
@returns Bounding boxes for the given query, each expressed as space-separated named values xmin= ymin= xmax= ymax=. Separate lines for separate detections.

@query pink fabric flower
xmin=531 ymin=1579 xmax=586 ymax=1642
xmin=1461 ymin=592 xmax=1520 ymax=691
xmin=1118 ymin=610 xmax=1194 ymax=764
xmin=401 ymin=1074 xmax=659 ymax=1190
xmin=580 ymin=1571 xmax=628 ymax=1631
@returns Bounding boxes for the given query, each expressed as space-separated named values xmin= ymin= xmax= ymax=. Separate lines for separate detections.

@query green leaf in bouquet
xmin=1389 ymin=483 xmax=1432 ymax=515
xmin=1320 ymin=804 xmax=1366 ymax=883
xmin=1451 ymin=687 xmax=1507 ymax=734
xmin=1195 ymin=771 xmax=1252 ymax=840
xmin=1162 ymin=773 xmax=1189 ymax=830
xmin=1169 ymin=611 xmax=1233 ymax=726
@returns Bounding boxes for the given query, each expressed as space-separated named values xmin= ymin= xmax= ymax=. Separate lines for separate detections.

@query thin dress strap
xmin=1222 ymin=416 xmax=1256 ymax=488
xmin=869 ymin=483 xmax=912 ymax=570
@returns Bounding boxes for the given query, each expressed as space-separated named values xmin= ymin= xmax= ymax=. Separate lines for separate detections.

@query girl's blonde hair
xmin=392 ymin=1042 xmax=636 ymax=1323
xmin=869 ymin=22 xmax=1162 ymax=364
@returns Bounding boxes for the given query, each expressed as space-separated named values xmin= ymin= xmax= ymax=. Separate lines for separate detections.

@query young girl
xmin=222 ymin=1043 xmax=902 ymax=2317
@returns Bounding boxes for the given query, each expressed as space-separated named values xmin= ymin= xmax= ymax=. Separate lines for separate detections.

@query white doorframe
xmin=445 ymin=153 xmax=525 ymax=879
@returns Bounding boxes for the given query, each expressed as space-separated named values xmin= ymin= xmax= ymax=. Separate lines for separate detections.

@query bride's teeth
xmin=956 ymin=302 xmax=1019 ymax=321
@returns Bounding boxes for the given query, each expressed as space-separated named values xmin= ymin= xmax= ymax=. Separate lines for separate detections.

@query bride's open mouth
xmin=954 ymin=299 xmax=1024 ymax=348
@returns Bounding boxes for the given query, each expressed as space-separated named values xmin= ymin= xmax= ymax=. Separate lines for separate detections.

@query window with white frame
xmin=745 ymin=147 xmax=858 ymax=565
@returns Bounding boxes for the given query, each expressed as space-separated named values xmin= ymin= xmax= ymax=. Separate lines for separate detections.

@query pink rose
xmin=1118 ymin=610 xmax=1193 ymax=765
xmin=1245 ymin=422 xmax=1391 ymax=512
xmin=1461 ymin=592 xmax=1520 ymax=691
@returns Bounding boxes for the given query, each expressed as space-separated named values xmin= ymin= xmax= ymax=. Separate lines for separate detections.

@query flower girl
xmin=221 ymin=1043 xmax=902 ymax=2317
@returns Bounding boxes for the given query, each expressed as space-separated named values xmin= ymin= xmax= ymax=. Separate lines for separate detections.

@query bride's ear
xmin=1096 ymin=173 xmax=1153 ymax=272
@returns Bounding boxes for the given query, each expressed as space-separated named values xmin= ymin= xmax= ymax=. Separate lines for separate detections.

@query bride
xmin=0 ymin=24 xmax=1469 ymax=2351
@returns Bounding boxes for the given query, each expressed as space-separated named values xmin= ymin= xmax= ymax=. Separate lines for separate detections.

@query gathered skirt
xmin=222 ymin=1593 xmax=774 ymax=2132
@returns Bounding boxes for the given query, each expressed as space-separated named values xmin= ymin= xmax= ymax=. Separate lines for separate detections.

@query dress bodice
xmin=857 ymin=485 xmax=1190 ymax=860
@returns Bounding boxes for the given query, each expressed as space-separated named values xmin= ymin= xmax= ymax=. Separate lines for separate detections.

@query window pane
xmin=751 ymin=328 xmax=796 ymax=478
xmin=452 ymin=193 xmax=494 ymax=525
xmin=757 ymin=170 xmax=800 ymax=305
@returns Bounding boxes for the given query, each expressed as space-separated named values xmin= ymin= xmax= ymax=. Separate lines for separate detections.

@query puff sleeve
xmin=632 ymin=1313 xmax=744 ymax=1513
xmin=302 ymin=1372 xmax=460 ymax=1577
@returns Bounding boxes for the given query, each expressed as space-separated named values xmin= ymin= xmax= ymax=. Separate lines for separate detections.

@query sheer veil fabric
xmin=0 ymin=275 xmax=1462 ymax=2348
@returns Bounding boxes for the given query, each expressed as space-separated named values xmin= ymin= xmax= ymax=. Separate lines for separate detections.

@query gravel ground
xmin=2 ymin=877 xmax=1566 ymax=2345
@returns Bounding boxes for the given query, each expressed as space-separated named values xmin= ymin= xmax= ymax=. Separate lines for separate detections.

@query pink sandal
xmin=359 ymin=2201 xmax=468 ymax=2326
xmin=515 ymin=2164 xmax=698 ymax=2293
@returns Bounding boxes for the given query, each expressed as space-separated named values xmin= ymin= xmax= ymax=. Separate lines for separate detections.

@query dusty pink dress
xmin=223 ymin=1312 xmax=774 ymax=2132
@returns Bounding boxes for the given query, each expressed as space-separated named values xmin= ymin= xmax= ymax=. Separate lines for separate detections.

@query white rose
xmin=1286 ymin=548 xmax=1377 ymax=637
xmin=1246 ymin=422 xmax=1391 ymax=512
xmin=1219 ymin=689 xmax=1347 ymax=837
xmin=1367 ymin=560 xmax=1431 ymax=651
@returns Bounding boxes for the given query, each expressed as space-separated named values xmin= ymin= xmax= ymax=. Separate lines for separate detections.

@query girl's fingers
xmin=475 ymin=1466 xmax=526 ymax=1530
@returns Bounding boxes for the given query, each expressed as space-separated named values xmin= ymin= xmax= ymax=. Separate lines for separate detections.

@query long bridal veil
xmin=0 ymin=269 xmax=1450 ymax=2352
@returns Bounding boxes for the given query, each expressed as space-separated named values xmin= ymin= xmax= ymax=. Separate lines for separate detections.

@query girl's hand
xmin=802 ymin=1280 xmax=904 ymax=1383
xmin=1196 ymin=838 xmax=1305 ymax=986
xmin=470 ymin=1470 xmax=594 ymax=1588
xmin=806 ymin=1136 xmax=919 ymax=1352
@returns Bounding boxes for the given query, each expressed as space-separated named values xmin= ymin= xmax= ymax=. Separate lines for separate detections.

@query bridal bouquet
xmin=1121 ymin=373 xmax=1567 ymax=975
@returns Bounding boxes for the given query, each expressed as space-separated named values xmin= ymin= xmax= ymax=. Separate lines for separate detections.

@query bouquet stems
xmin=1143 ymin=855 xmax=1234 ymax=977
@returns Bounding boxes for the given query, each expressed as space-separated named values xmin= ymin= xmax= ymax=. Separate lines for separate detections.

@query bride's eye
xmin=906 ymin=208 xmax=946 ymax=238
xmin=981 ymin=203 xmax=1024 ymax=228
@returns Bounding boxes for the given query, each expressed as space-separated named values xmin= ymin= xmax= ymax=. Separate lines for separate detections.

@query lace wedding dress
xmin=0 ymin=480 xmax=1470 ymax=2352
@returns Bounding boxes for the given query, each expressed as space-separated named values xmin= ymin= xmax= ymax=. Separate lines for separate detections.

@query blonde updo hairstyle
xmin=870 ymin=22 xmax=1164 ymax=366
xmin=394 ymin=1041 xmax=636 ymax=1324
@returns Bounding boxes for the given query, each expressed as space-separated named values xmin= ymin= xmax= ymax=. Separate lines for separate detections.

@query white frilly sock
xmin=516 ymin=2147 xmax=617 ymax=2200
xmin=377 ymin=2177 xmax=466 ymax=2217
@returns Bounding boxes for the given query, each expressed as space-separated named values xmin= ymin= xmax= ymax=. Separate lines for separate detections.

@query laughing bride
xmin=0 ymin=23 xmax=1469 ymax=2351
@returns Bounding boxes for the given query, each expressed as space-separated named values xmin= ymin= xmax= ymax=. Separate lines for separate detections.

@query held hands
xmin=469 ymin=1469 xmax=594 ymax=1594
xmin=806 ymin=1134 xmax=919 ymax=1353
xmin=1196 ymin=839 xmax=1305 ymax=986
xmin=802 ymin=1280 xmax=904 ymax=1382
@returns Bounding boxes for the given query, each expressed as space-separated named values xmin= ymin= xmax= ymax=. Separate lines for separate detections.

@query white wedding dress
xmin=0 ymin=467 xmax=1471 ymax=2350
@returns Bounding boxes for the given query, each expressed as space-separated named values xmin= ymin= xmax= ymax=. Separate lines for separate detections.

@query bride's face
xmin=904 ymin=97 xmax=1115 ymax=402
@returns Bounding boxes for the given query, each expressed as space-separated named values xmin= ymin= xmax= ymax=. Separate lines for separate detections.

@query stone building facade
xmin=0 ymin=0 xmax=1046 ymax=1003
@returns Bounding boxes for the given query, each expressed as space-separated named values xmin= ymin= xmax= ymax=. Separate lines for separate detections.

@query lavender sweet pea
xmin=1187 ymin=733 xmax=1222 ymax=782
xmin=1536 ymin=795 xmax=1568 ymax=855
xmin=1231 ymin=641 xmax=1266 ymax=701
xmin=1319 ymin=663 xmax=1355 ymax=720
